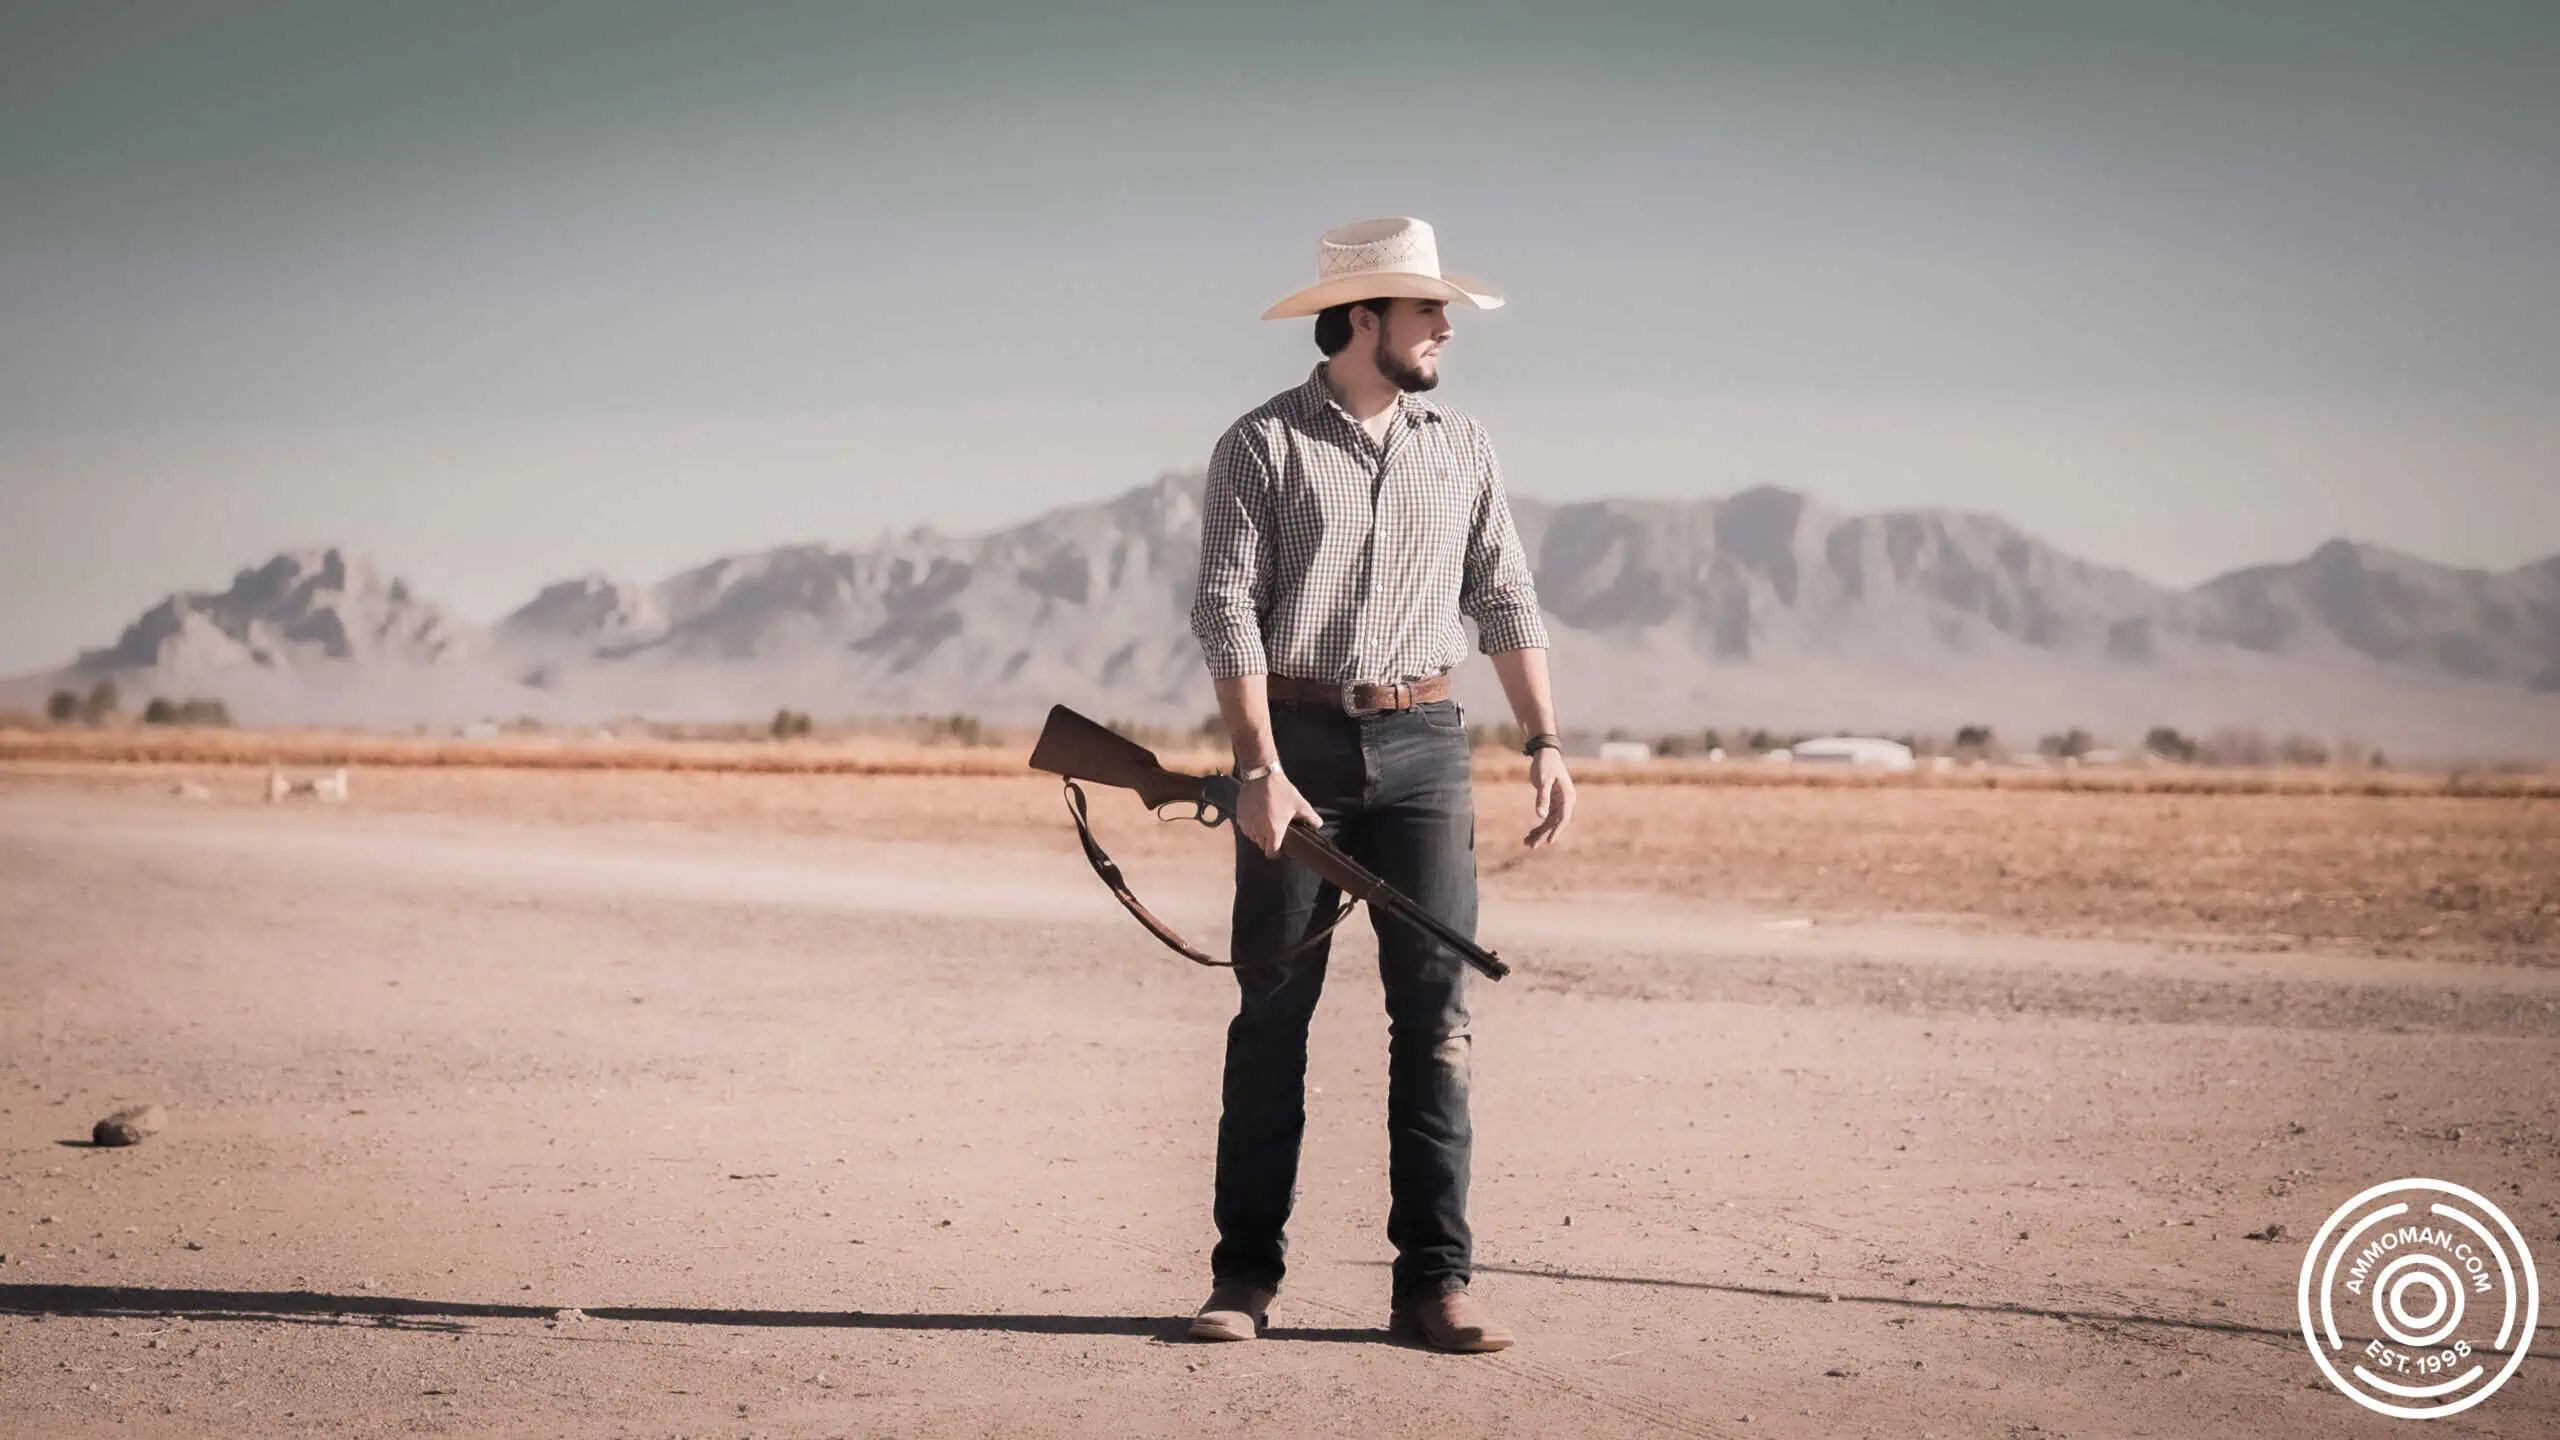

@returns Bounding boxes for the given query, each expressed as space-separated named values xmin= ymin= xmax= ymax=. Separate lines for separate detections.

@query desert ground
xmin=2 ymin=752 xmax=2555 ymax=1438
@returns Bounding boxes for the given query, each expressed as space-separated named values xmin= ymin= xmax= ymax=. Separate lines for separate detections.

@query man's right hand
xmin=1238 ymin=770 xmax=1322 ymax=858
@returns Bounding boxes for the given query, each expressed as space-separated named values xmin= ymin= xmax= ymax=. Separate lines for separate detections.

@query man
xmin=1186 ymin=216 xmax=1576 ymax=1353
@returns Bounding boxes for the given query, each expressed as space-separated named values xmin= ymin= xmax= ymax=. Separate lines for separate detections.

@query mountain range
xmin=10 ymin=477 xmax=2558 ymax=760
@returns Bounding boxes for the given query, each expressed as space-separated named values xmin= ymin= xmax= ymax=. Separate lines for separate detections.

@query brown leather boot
xmin=1188 ymin=1280 xmax=1275 ymax=1342
xmin=1389 ymin=1287 xmax=1515 ymax=1352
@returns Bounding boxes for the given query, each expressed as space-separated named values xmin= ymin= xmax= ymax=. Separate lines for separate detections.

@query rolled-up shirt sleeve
xmin=1189 ymin=425 xmax=1275 ymax=678
xmin=1459 ymin=423 xmax=1549 ymax=654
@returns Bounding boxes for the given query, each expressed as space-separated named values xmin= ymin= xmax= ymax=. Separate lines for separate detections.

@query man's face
xmin=1367 ymin=298 xmax=1452 ymax=392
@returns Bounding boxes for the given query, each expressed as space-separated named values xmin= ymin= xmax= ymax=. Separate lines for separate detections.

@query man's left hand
xmin=1524 ymin=748 xmax=1575 ymax=848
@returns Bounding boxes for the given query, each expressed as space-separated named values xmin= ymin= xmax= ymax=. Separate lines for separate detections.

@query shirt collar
xmin=1297 ymin=362 xmax=1443 ymax=427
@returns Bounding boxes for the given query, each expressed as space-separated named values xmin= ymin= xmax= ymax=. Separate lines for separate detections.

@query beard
xmin=1373 ymin=333 xmax=1440 ymax=392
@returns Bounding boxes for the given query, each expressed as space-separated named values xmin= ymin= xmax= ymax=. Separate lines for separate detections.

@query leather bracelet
xmin=1236 ymin=760 xmax=1282 ymax=783
xmin=1522 ymin=733 xmax=1562 ymax=758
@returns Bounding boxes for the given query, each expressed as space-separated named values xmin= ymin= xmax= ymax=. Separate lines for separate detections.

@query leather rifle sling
xmin=1060 ymin=779 xmax=1352 ymax=969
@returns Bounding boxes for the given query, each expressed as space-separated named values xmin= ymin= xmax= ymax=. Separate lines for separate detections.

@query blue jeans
xmin=1211 ymin=696 xmax=1478 ymax=1304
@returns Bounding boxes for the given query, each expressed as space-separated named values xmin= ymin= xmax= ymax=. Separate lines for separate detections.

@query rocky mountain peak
xmin=77 ymin=547 xmax=471 ymax=677
xmin=497 ymin=573 xmax=666 ymax=657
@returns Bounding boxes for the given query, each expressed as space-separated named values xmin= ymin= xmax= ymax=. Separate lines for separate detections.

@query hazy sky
xmin=4 ymin=1 xmax=2556 ymax=672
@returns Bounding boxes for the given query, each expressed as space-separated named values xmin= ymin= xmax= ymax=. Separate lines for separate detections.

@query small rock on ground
xmin=93 ymin=1104 xmax=168 ymax=1147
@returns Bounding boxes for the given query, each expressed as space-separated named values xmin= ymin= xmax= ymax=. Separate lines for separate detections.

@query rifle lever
xmin=1153 ymin=798 xmax=1228 ymax=828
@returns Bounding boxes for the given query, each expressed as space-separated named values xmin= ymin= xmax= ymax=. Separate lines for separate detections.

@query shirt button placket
xmin=1355 ymin=424 xmax=1385 ymax=819
xmin=1356 ymin=416 xmax=1389 ymax=685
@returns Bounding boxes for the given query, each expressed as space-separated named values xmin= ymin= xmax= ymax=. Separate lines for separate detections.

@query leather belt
xmin=1267 ymin=670 xmax=1451 ymax=716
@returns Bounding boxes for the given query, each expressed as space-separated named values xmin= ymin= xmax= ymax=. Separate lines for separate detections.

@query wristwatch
xmin=1236 ymin=760 xmax=1282 ymax=782
xmin=1522 ymin=733 xmax=1562 ymax=758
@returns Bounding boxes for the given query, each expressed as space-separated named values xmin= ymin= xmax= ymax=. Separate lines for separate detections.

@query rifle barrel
xmin=1280 ymin=823 xmax=1508 ymax=981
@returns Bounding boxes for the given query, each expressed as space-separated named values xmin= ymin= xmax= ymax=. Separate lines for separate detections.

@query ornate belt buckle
xmin=1340 ymin=681 xmax=1382 ymax=717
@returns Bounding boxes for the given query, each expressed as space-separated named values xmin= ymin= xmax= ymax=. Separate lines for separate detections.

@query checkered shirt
xmin=1190 ymin=364 xmax=1549 ymax=684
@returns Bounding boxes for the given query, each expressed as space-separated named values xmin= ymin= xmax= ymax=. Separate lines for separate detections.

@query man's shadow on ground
xmin=0 ymin=1283 xmax=1385 ymax=1345
xmin=1427 ymin=1262 xmax=2559 ymax=1360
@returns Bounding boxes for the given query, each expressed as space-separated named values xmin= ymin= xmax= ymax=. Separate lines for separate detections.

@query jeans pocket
xmin=1420 ymin=700 xmax=1466 ymax=733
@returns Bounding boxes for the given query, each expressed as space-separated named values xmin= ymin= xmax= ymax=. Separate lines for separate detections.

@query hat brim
xmin=1260 ymin=271 xmax=1504 ymax=321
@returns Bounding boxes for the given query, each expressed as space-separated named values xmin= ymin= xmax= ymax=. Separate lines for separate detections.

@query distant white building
xmin=1596 ymin=740 xmax=1653 ymax=764
xmin=1790 ymin=736 xmax=1916 ymax=771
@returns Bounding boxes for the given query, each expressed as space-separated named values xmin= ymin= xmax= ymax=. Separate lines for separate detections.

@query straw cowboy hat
xmin=1260 ymin=216 xmax=1506 ymax=320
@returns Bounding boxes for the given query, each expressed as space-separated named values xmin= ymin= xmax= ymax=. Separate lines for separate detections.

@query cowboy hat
xmin=1260 ymin=216 xmax=1506 ymax=320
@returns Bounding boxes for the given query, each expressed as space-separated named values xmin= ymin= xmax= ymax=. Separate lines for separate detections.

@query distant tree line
xmin=47 ymin=683 xmax=231 ymax=728
xmin=142 ymin=697 xmax=235 ymax=726
xmin=765 ymin=708 xmax=1003 ymax=746
xmin=2142 ymin=725 xmax=2374 ymax=769
xmin=1446 ymin=716 xmax=2385 ymax=768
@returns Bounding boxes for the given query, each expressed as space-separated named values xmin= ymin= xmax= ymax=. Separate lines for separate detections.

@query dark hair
xmin=1313 ymin=296 xmax=1397 ymax=356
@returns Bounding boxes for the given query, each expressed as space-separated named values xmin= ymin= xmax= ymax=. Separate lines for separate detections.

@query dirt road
xmin=2 ymin=781 xmax=2554 ymax=1437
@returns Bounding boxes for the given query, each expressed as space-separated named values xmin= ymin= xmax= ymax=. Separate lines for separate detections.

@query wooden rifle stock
xmin=1027 ymin=704 xmax=1213 ymax=815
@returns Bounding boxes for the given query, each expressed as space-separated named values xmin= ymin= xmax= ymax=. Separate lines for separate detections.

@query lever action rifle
xmin=1028 ymin=705 xmax=1509 ymax=981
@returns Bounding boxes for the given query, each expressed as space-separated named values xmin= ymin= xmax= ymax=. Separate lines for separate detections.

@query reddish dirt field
xmin=2 ymin=763 xmax=2554 ymax=1437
